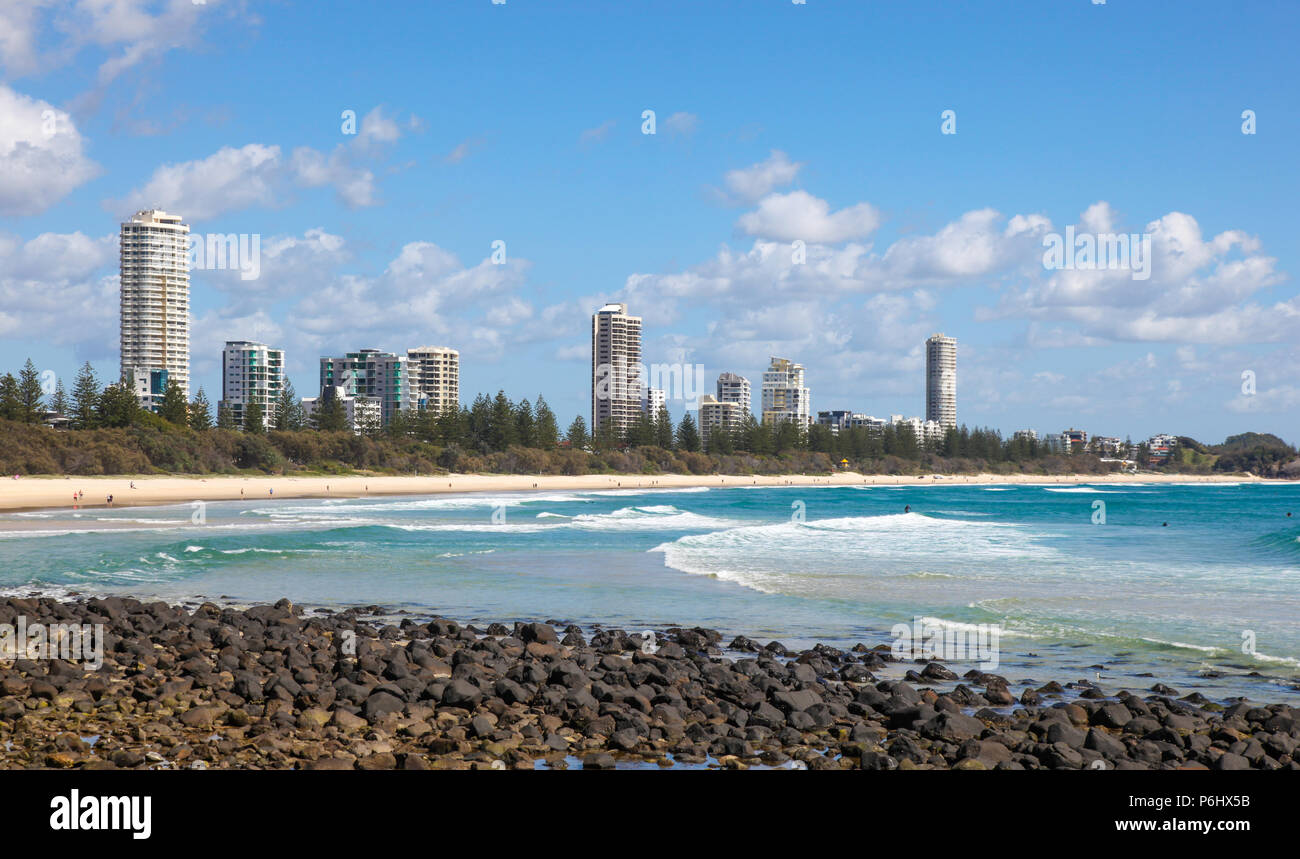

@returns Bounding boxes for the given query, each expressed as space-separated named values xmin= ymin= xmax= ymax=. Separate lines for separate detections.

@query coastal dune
xmin=0 ymin=471 xmax=1259 ymax=513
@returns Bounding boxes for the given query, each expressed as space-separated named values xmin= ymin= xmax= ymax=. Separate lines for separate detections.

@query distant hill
xmin=1209 ymin=432 xmax=1298 ymax=478
xmin=1216 ymin=432 xmax=1293 ymax=452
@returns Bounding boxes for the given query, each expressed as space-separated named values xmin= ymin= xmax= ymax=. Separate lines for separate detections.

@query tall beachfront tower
xmin=319 ymin=349 xmax=408 ymax=426
xmin=407 ymin=346 xmax=460 ymax=414
xmin=717 ymin=372 xmax=752 ymax=416
xmin=925 ymin=333 xmax=957 ymax=429
xmin=761 ymin=356 xmax=810 ymax=427
xmin=120 ymin=210 xmax=190 ymax=406
xmin=591 ymin=302 xmax=643 ymax=440
xmin=219 ymin=340 xmax=284 ymax=430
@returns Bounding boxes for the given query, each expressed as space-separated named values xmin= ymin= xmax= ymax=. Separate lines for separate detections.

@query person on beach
xmin=107 ymin=494 xmax=113 ymax=507
xmin=269 ymin=488 xmax=274 ymax=496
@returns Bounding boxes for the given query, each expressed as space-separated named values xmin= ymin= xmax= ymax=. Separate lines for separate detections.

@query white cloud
xmin=0 ymin=231 xmax=118 ymax=351
xmin=0 ymin=84 xmax=101 ymax=215
xmin=109 ymin=141 xmax=381 ymax=220
xmin=993 ymin=207 xmax=1287 ymax=344
xmin=111 ymin=143 xmax=282 ymax=220
xmin=736 ymin=190 xmax=881 ymax=243
xmin=719 ymin=150 xmax=802 ymax=204
xmin=444 ymin=136 xmax=485 ymax=164
xmin=663 ymin=111 xmax=698 ymax=136
xmin=289 ymin=146 xmax=377 ymax=208
xmin=579 ymin=119 xmax=616 ymax=146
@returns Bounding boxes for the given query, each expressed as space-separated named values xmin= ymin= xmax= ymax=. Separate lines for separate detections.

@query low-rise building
xmin=302 ymin=385 xmax=380 ymax=435
xmin=129 ymin=367 xmax=170 ymax=413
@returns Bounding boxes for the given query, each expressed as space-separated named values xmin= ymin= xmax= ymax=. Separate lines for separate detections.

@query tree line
xmin=0 ymin=358 xmax=1153 ymax=463
xmin=4 ymin=359 xmax=1293 ymax=477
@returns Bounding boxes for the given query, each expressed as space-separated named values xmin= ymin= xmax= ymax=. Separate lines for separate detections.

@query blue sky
xmin=1 ymin=0 xmax=1297 ymax=442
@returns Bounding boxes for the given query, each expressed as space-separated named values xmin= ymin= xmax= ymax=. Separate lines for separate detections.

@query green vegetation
xmin=0 ymin=357 xmax=1295 ymax=478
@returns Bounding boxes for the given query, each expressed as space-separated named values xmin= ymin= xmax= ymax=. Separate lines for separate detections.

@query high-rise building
xmin=120 ymin=210 xmax=190 ymax=406
xmin=643 ymin=386 xmax=666 ymax=421
xmin=761 ymin=356 xmax=810 ymax=427
xmin=407 ymin=346 xmax=460 ymax=414
xmin=699 ymin=394 xmax=743 ymax=450
xmin=319 ymin=349 xmax=408 ymax=426
xmin=716 ymin=372 xmax=751 ymax=416
xmin=925 ymin=333 xmax=957 ymax=429
xmin=219 ymin=341 xmax=285 ymax=431
xmin=591 ymin=302 xmax=643 ymax=440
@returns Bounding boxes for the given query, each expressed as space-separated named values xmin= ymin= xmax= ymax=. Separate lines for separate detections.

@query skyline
xmin=1 ymin=1 xmax=1297 ymax=444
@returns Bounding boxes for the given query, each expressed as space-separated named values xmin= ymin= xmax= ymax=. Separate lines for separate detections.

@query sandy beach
xmin=0 ymin=470 xmax=1263 ymax=514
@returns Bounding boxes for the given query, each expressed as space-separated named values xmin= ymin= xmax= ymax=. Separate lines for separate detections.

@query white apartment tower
xmin=716 ymin=372 xmax=751 ymax=416
xmin=319 ymin=349 xmax=408 ymax=426
xmin=120 ymin=210 xmax=190 ymax=404
xmin=407 ymin=346 xmax=460 ymax=414
xmin=591 ymin=302 xmax=643 ymax=440
xmin=761 ymin=356 xmax=810 ymax=427
xmin=643 ymin=386 xmax=666 ymax=421
xmin=925 ymin=333 xmax=957 ymax=429
xmin=698 ymin=394 xmax=743 ymax=450
xmin=219 ymin=341 xmax=285 ymax=431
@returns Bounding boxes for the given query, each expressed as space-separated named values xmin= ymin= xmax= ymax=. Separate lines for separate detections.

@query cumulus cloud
xmin=991 ymin=206 xmax=1287 ymax=344
xmin=736 ymin=190 xmax=881 ymax=243
xmin=0 ymin=0 xmax=223 ymax=84
xmin=717 ymin=150 xmax=802 ymax=204
xmin=111 ymin=143 xmax=282 ymax=220
xmin=0 ymin=231 xmax=118 ymax=352
xmin=0 ymin=84 xmax=101 ymax=215
xmin=109 ymin=141 xmax=381 ymax=220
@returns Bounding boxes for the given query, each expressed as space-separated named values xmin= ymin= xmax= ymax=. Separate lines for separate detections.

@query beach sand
xmin=0 ymin=470 xmax=1261 ymax=513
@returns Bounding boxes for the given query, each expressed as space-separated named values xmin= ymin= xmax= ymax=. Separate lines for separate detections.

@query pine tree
xmin=488 ymin=391 xmax=517 ymax=451
xmin=17 ymin=359 xmax=45 ymax=422
xmin=159 ymin=379 xmax=188 ymax=426
xmin=565 ymin=415 xmax=588 ymax=449
xmin=189 ymin=388 xmax=213 ymax=431
xmin=655 ymin=405 xmax=674 ymax=449
xmin=71 ymin=362 xmax=100 ymax=429
xmin=436 ymin=405 xmax=467 ymax=447
xmin=706 ymin=426 xmax=733 ymax=455
xmin=514 ymin=398 xmax=535 ymax=448
xmin=468 ymin=394 xmax=493 ymax=451
xmin=675 ymin=412 xmax=701 ymax=452
xmin=273 ymin=380 xmax=304 ymax=431
xmin=593 ymin=419 xmax=618 ymax=451
xmin=50 ymin=379 xmax=69 ymax=416
xmin=216 ymin=403 xmax=237 ymax=430
xmin=243 ymin=400 xmax=265 ymax=433
xmin=626 ymin=409 xmax=655 ymax=447
xmin=534 ymin=396 xmax=559 ymax=449
xmin=314 ymin=391 xmax=348 ymax=432
xmin=0 ymin=374 xmax=20 ymax=422
xmin=97 ymin=382 xmax=140 ymax=428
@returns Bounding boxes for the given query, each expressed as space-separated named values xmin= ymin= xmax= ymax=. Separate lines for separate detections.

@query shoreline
xmin=1 ymin=594 xmax=1295 ymax=770
xmin=0 ymin=470 xmax=1270 ymax=514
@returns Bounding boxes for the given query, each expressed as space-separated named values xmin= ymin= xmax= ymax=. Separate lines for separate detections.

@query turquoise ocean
xmin=1 ymin=482 xmax=1297 ymax=703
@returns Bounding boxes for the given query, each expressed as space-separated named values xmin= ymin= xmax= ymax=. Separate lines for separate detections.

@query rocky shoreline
xmin=0 ymin=595 xmax=1296 ymax=770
